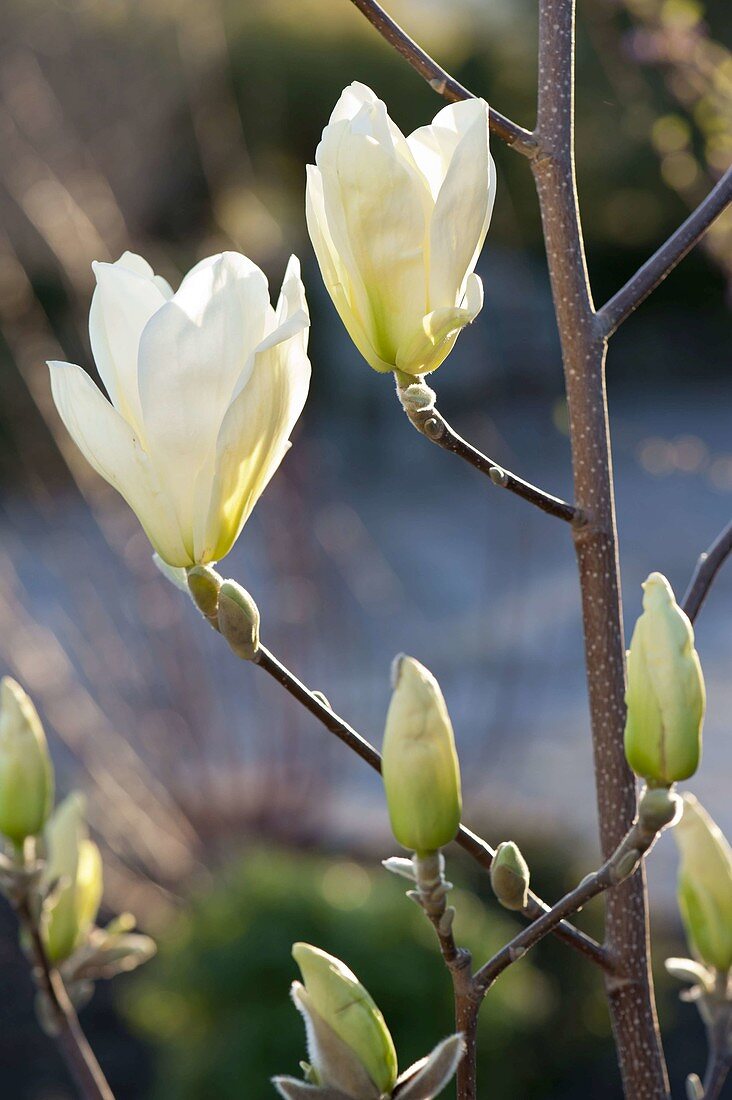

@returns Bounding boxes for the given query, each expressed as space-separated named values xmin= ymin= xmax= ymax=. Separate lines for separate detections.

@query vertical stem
xmin=454 ymin=991 xmax=479 ymax=1100
xmin=17 ymin=897 xmax=114 ymax=1100
xmin=531 ymin=1 xmax=669 ymax=1096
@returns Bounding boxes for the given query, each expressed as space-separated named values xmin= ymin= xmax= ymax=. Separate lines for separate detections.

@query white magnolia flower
xmin=306 ymin=82 xmax=495 ymax=378
xmin=49 ymin=251 xmax=310 ymax=567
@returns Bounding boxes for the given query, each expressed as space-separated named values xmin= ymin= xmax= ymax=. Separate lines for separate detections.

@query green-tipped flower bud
xmin=0 ymin=678 xmax=54 ymax=844
xmin=382 ymin=656 xmax=462 ymax=855
xmin=490 ymin=841 xmax=530 ymax=911
xmin=217 ymin=580 xmax=260 ymax=660
xmin=43 ymin=794 xmax=103 ymax=963
xmin=674 ymin=794 xmax=732 ymax=972
xmin=624 ymin=573 xmax=704 ymax=786
xmin=292 ymin=943 xmax=398 ymax=1096
xmin=187 ymin=564 xmax=222 ymax=619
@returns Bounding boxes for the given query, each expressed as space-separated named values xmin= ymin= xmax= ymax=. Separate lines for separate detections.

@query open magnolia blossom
xmin=307 ymin=82 xmax=495 ymax=378
xmin=49 ymin=251 xmax=310 ymax=567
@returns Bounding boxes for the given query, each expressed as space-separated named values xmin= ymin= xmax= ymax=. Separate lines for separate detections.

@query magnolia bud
xmin=624 ymin=573 xmax=704 ymax=786
xmin=217 ymin=580 xmax=260 ymax=660
xmin=0 ymin=679 xmax=54 ymax=845
xmin=292 ymin=943 xmax=398 ymax=1096
xmin=187 ymin=564 xmax=222 ymax=619
xmin=382 ymin=656 xmax=462 ymax=855
xmin=674 ymin=794 xmax=732 ymax=973
xmin=490 ymin=841 xmax=530 ymax=911
xmin=43 ymin=794 xmax=103 ymax=963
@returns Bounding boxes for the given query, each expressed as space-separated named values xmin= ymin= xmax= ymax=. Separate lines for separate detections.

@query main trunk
xmin=532 ymin=2 xmax=669 ymax=1095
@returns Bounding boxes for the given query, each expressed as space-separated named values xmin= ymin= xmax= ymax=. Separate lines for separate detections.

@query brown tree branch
xmin=14 ymin=895 xmax=114 ymax=1100
xmin=251 ymin=644 xmax=608 ymax=968
xmin=473 ymin=801 xmax=668 ymax=993
xmin=531 ymin=1 xmax=669 ymax=1095
xmin=681 ymin=519 xmax=732 ymax=625
xmin=598 ymin=166 xmax=732 ymax=338
xmin=345 ymin=0 xmax=537 ymax=157
xmin=396 ymin=380 xmax=579 ymax=524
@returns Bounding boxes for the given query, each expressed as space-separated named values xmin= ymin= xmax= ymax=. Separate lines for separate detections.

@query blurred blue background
xmin=0 ymin=0 xmax=730 ymax=1096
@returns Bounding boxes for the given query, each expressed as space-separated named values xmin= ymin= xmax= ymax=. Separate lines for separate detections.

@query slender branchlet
xmin=681 ymin=519 xmax=732 ymax=625
xmin=9 ymin=857 xmax=114 ymax=1100
xmin=345 ymin=0 xmax=537 ymax=155
xmin=395 ymin=377 xmax=579 ymax=525
xmin=598 ymin=166 xmax=732 ymax=337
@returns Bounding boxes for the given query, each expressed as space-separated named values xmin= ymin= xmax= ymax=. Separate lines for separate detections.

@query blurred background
xmin=0 ymin=0 xmax=730 ymax=1096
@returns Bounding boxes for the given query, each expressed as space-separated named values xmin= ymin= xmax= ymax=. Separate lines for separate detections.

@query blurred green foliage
xmin=121 ymin=844 xmax=619 ymax=1098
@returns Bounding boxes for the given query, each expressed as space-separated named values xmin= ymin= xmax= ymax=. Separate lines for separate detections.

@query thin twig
xmin=473 ymin=806 xmax=664 ymax=993
xmin=15 ymin=896 xmax=114 ymax=1100
xmin=681 ymin=519 xmax=732 ymax=625
xmin=252 ymin=644 xmax=608 ymax=967
xmin=345 ymin=0 xmax=537 ymax=157
xmin=598 ymin=166 xmax=732 ymax=337
xmin=396 ymin=381 xmax=579 ymax=525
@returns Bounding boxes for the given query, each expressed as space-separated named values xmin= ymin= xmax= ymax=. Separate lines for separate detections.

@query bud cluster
xmin=0 ymin=679 xmax=155 ymax=1019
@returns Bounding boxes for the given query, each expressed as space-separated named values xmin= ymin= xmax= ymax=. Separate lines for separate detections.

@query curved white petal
xmin=89 ymin=256 xmax=170 ymax=437
xmin=429 ymin=101 xmax=494 ymax=309
xmin=317 ymin=107 xmax=430 ymax=362
xmin=328 ymin=81 xmax=378 ymax=125
xmin=407 ymin=99 xmax=489 ymax=198
xmin=110 ymin=251 xmax=173 ymax=299
xmin=306 ymin=166 xmax=393 ymax=374
xmin=48 ymin=361 xmax=190 ymax=566
xmin=194 ymin=322 xmax=311 ymax=563
xmin=137 ymin=252 xmax=271 ymax=538
xmin=396 ymin=273 xmax=483 ymax=376
xmin=253 ymin=254 xmax=310 ymax=360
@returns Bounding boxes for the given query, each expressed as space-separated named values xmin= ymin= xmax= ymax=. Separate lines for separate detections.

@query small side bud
xmin=624 ymin=573 xmax=705 ymax=786
xmin=638 ymin=786 xmax=683 ymax=834
xmin=187 ymin=564 xmax=222 ymax=620
xmin=0 ymin=678 xmax=54 ymax=844
xmin=217 ymin=581 xmax=260 ymax=660
xmin=382 ymin=656 xmax=462 ymax=856
xmin=490 ymin=841 xmax=530 ymax=911
xmin=292 ymin=943 xmax=397 ymax=1096
xmin=674 ymin=794 xmax=732 ymax=973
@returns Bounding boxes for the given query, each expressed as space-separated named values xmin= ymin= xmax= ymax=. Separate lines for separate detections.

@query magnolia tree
xmin=0 ymin=2 xmax=731 ymax=1099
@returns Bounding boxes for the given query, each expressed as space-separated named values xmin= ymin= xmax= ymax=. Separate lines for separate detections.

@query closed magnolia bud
xmin=490 ymin=841 xmax=530 ymax=911
xmin=382 ymin=656 xmax=462 ymax=855
xmin=307 ymin=84 xmax=494 ymax=378
xmin=292 ymin=943 xmax=398 ymax=1096
xmin=674 ymin=794 xmax=732 ymax=972
xmin=187 ymin=564 xmax=222 ymax=619
xmin=217 ymin=580 xmax=260 ymax=660
xmin=0 ymin=678 xmax=54 ymax=844
xmin=624 ymin=573 xmax=704 ymax=786
xmin=43 ymin=794 xmax=103 ymax=963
